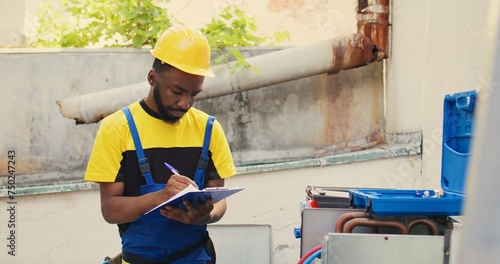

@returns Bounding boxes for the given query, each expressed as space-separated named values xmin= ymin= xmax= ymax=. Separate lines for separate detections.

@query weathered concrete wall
xmin=0 ymin=47 xmax=382 ymax=185
xmin=0 ymin=49 xmax=152 ymax=184
xmin=197 ymin=62 xmax=383 ymax=164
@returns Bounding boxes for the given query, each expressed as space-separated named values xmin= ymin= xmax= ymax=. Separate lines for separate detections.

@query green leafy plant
xmin=29 ymin=1 xmax=290 ymax=73
xmin=30 ymin=0 xmax=171 ymax=48
xmin=202 ymin=5 xmax=290 ymax=73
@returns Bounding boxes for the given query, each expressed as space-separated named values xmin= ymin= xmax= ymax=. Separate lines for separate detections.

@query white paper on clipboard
xmin=145 ymin=185 xmax=244 ymax=215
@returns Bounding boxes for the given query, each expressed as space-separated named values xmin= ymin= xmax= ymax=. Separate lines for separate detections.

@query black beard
xmin=153 ymin=84 xmax=186 ymax=124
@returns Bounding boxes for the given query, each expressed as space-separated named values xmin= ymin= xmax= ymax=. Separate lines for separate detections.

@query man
xmin=85 ymin=25 xmax=237 ymax=264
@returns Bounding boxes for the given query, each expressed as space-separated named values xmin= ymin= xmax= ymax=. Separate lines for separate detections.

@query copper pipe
xmin=335 ymin=212 xmax=370 ymax=233
xmin=343 ymin=218 xmax=410 ymax=234
xmin=408 ymin=218 xmax=440 ymax=235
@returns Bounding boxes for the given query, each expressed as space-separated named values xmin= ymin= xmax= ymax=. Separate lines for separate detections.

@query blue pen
xmin=164 ymin=162 xmax=180 ymax=175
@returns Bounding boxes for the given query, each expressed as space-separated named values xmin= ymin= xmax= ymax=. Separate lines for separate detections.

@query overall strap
xmin=122 ymin=107 xmax=154 ymax=185
xmin=194 ymin=116 xmax=215 ymax=190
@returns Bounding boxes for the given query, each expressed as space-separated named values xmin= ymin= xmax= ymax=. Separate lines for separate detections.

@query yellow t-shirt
xmin=84 ymin=100 xmax=236 ymax=192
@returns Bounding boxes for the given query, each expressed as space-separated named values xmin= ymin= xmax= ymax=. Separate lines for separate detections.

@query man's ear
xmin=147 ymin=69 xmax=156 ymax=86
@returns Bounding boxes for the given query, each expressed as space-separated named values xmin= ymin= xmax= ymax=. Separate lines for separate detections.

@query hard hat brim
xmin=149 ymin=50 xmax=215 ymax=78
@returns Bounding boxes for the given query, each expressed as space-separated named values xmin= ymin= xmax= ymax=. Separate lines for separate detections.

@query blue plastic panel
xmin=441 ymin=90 xmax=477 ymax=194
xmin=349 ymin=189 xmax=464 ymax=216
xmin=349 ymin=90 xmax=477 ymax=216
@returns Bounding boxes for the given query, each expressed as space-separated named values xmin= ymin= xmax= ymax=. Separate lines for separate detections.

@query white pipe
xmin=57 ymin=34 xmax=375 ymax=124
xmin=56 ymin=82 xmax=150 ymax=124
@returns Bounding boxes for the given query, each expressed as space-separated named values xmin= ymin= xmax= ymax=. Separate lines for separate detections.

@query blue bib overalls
xmin=120 ymin=107 xmax=215 ymax=264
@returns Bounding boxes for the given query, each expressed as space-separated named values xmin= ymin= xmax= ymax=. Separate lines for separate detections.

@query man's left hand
xmin=160 ymin=199 xmax=214 ymax=225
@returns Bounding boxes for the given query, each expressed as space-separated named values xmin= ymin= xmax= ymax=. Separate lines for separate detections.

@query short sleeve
xmin=210 ymin=119 xmax=237 ymax=179
xmin=84 ymin=117 xmax=126 ymax=183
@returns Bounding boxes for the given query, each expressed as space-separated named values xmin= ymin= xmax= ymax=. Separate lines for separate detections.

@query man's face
xmin=151 ymin=67 xmax=205 ymax=124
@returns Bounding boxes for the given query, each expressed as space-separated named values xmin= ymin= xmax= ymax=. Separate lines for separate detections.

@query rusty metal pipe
xmin=343 ymin=218 xmax=410 ymax=235
xmin=408 ymin=218 xmax=440 ymax=235
xmin=200 ymin=33 xmax=375 ymax=100
xmin=57 ymin=34 xmax=376 ymax=124
xmin=335 ymin=212 xmax=370 ymax=233
xmin=357 ymin=0 xmax=390 ymax=60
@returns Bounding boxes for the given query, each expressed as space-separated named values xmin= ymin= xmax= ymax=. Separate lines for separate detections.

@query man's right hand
xmin=99 ymin=175 xmax=196 ymax=225
xmin=163 ymin=174 xmax=198 ymax=200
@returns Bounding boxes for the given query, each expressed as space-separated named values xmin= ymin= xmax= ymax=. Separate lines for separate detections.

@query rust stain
xmin=356 ymin=0 xmax=390 ymax=60
xmin=266 ymin=0 xmax=328 ymax=25
xmin=319 ymin=62 xmax=384 ymax=155
xmin=327 ymin=0 xmax=391 ymax=65
xmin=321 ymin=72 xmax=353 ymax=146
xmin=314 ymin=0 xmax=388 ymax=155
xmin=330 ymin=34 xmax=375 ymax=75
xmin=267 ymin=0 xmax=304 ymax=12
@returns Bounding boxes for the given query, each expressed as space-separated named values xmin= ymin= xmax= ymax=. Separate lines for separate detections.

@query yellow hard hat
xmin=150 ymin=25 xmax=215 ymax=77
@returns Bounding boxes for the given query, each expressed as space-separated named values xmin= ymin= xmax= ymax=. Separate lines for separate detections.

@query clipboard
xmin=145 ymin=185 xmax=244 ymax=214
